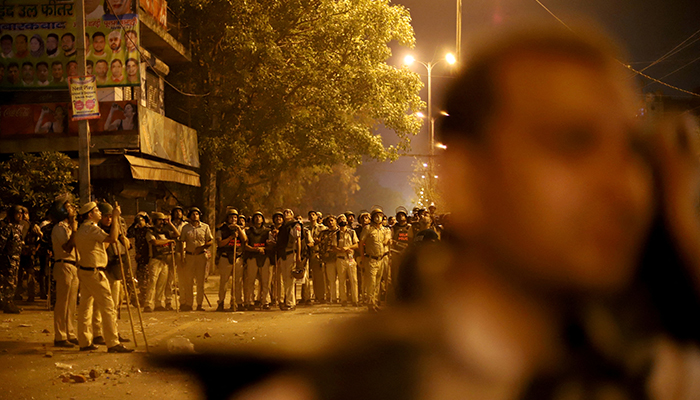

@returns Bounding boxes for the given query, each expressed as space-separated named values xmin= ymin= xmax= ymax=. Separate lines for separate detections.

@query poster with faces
xmin=0 ymin=0 xmax=140 ymax=90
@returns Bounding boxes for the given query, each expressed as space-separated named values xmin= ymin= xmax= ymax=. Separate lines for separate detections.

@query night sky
xmin=364 ymin=0 xmax=700 ymax=213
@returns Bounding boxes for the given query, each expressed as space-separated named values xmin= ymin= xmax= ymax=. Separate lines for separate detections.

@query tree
xmin=410 ymin=157 xmax=443 ymax=211
xmin=168 ymin=0 xmax=424 ymax=213
xmin=0 ymin=152 xmax=77 ymax=218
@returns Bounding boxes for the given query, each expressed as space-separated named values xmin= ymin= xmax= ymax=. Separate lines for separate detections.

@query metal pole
xmin=427 ymin=63 xmax=434 ymax=202
xmin=75 ymin=0 xmax=91 ymax=202
xmin=456 ymin=0 xmax=462 ymax=63
xmin=171 ymin=250 xmax=179 ymax=313
xmin=116 ymin=248 xmax=138 ymax=347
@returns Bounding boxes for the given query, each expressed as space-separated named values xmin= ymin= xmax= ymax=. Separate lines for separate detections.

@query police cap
xmin=79 ymin=201 xmax=98 ymax=215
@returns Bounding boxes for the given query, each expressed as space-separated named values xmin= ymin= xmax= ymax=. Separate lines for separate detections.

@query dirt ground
xmin=0 ymin=276 xmax=365 ymax=400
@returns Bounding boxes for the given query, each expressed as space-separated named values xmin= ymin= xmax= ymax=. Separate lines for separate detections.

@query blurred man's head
xmin=440 ymin=24 xmax=653 ymax=293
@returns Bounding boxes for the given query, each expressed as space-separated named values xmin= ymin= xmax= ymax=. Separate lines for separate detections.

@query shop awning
xmin=125 ymin=155 xmax=200 ymax=187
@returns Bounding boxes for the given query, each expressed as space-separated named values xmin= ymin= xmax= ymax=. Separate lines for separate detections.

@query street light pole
xmin=456 ymin=0 xmax=462 ymax=63
xmin=404 ymin=53 xmax=455 ymax=206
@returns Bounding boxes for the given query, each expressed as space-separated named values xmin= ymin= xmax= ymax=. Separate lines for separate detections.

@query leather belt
xmin=79 ymin=266 xmax=106 ymax=272
xmin=56 ymin=259 xmax=77 ymax=266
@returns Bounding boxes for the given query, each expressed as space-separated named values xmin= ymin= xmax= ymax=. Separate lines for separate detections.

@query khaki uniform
xmin=51 ymin=220 xmax=78 ymax=342
xmin=74 ymin=221 xmax=120 ymax=348
xmin=144 ymin=227 xmax=174 ymax=310
xmin=180 ymin=222 xmax=212 ymax=308
xmin=166 ymin=219 xmax=187 ymax=307
xmin=279 ymin=222 xmax=302 ymax=308
xmin=360 ymin=224 xmax=391 ymax=308
xmin=331 ymin=228 xmax=359 ymax=304
xmin=307 ymin=223 xmax=327 ymax=302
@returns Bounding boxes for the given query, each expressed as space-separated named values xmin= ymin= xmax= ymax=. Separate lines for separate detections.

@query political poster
xmin=68 ymin=75 xmax=99 ymax=120
xmin=0 ymin=0 xmax=140 ymax=90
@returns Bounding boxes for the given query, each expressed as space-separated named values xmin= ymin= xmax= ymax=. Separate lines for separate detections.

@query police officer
xmin=333 ymin=214 xmax=359 ymax=306
xmin=306 ymin=210 xmax=326 ymax=304
xmin=166 ymin=205 xmax=187 ymax=311
xmin=49 ymin=196 xmax=78 ymax=346
xmin=74 ymin=202 xmax=132 ymax=352
xmin=355 ymin=211 xmax=370 ymax=303
xmin=16 ymin=207 xmax=41 ymax=302
xmin=317 ymin=215 xmax=338 ymax=303
xmin=127 ymin=211 xmax=151 ymax=303
xmin=276 ymin=209 xmax=302 ymax=310
xmin=180 ymin=207 xmax=212 ymax=311
xmin=390 ymin=207 xmax=412 ymax=291
xmin=243 ymin=212 xmax=271 ymax=310
xmin=91 ymin=202 xmax=131 ymax=344
xmin=216 ymin=209 xmax=246 ymax=312
xmin=143 ymin=212 xmax=178 ymax=312
xmin=0 ymin=206 xmax=24 ymax=314
xmin=359 ymin=207 xmax=391 ymax=312
xmin=268 ymin=211 xmax=285 ymax=306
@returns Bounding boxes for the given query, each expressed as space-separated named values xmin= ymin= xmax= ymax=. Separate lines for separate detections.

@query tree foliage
xmin=169 ymin=0 xmax=424 ymax=210
xmin=0 ymin=152 xmax=76 ymax=217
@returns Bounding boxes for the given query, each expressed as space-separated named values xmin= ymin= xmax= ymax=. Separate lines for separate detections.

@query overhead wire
xmin=639 ymin=28 xmax=700 ymax=72
xmin=655 ymin=54 xmax=700 ymax=82
xmin=532 ymin=0 xmax=700 ymax=98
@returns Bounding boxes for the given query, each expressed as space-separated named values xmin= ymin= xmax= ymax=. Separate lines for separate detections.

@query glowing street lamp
xmin=405 ymin=52 xmax=455 ymax=207
xmin=404 ymin=52 xmax=456 ymax=157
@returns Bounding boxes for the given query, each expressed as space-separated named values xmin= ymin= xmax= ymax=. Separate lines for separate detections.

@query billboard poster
xmin=0 ymin=100 xmax=137 ymax=135
xmin=139 ymin=105 xmax=199 ymax=168
xmin=68 ymin=75 xmax=99 ymax=120
xmin=0 ymin=0 xmax=140 ymax=90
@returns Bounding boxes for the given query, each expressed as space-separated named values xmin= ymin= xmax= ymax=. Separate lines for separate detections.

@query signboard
xmin=68 ymin=75 xmax=99 ymax=119
xmin=0 ymin=0 xmax=140 ymax=90
xmin=139 ymin=105 xmax=200 ymax=168
xmin=0 ymin=100 xmax=137 ymax=135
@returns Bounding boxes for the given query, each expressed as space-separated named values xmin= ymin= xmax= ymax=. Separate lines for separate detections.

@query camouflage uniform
xmin=0 ymin=220 xmax=23 ymax=306
xmin=127 ymin=221 xmax=150 ymax=302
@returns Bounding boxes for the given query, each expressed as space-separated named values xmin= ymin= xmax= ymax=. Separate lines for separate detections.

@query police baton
xmin=230 ymin=229 xmax=238 ymax=312
xmin=170 ymin=244 xmax=180 ymax=313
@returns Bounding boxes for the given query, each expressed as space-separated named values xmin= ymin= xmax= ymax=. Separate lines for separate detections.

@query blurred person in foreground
xmin=160 ymin=22 xmax=700 ymax=399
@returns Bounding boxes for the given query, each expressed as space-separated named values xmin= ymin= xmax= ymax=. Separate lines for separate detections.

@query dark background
xmin=364 ymin=0 xmax=700 ymax=213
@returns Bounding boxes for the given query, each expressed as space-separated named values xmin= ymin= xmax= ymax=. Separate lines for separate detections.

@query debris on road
xmin=55 ymin=362 xmax=73 ymax=370
xmin=70 ymin=374 xmax=88 ymax=383
xmin=167 ymin=336 xmax=195 ymax=353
